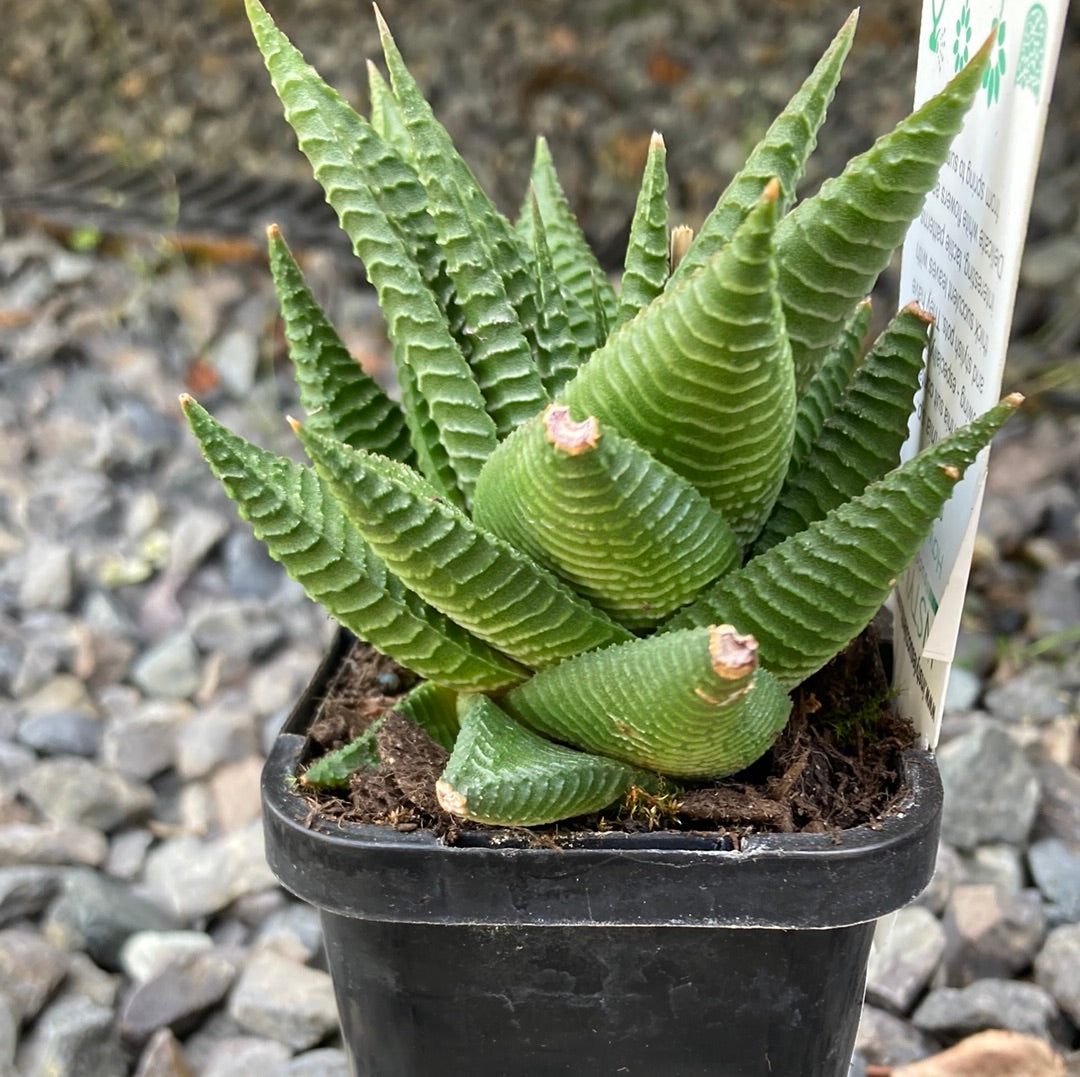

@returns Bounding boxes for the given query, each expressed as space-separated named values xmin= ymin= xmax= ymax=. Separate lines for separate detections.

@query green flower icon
xmin=983 ymin=17 xmax=1007 ymax=105
xmin=954 ymin=3 xmax=973 ymax=71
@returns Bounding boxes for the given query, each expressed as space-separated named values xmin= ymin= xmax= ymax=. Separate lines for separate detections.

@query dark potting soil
xmin=299 ymin=622 xmax=917 ymax=846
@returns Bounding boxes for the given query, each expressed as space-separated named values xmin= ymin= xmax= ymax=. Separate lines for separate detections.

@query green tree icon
xmin=983 ymin=14 xmax=1007 ymax=106
xmin=953 ymin=2 xmax=972 ymax=72
xmin=1016 ymin=3 xmax=1048 ymax=99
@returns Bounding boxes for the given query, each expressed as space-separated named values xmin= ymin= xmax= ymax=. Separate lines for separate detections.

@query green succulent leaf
xmin=473 ymin=405 xmax=741 ymax=630
xmin=296 ymin=424 xmax=634 ymax=669
xmin=437 ymin=694 xmax=654 ymax=827
xmin=671 ymin=9 xmax=858 ymax=287
xmin=777 ymin=37 xmax=992 ymax=390
xmin=366 ymin=59 xmax=412 ymax=160
xmin=527 ymin=190 xmax=583 ymax=396
xmin=563 ymin=180 xmax=795 ymax=544
xmin=613 ymin=132 xmax=670 ymax=330
xmin=181 ymin=397 xmax=527 ymax=691
xmin=669 ymin=394 xmax=1023 ymax=687
xmin=374 ymin=8 xmax=544 ymax=383
xmin=246 ymin=0 xmax=496 ymax=508
xmin=267 ymin=224 xmax=412 ymax=463
xmin=527 ymin=136 xmax=617 ymax=353
xmin=755 ymin=301 xmax=932 ymax=552
xmin=372 ymin=27 xmax=546 ymax=438
xmin=504 ymin=626 xmax=792 ymax=779
xmin=395 ymin=680 xmax=459 ymax=752
xmin=790 ymin=297 xmax=871 ymax=471
xmin=301 ymin=720 xmax=383 ymax=790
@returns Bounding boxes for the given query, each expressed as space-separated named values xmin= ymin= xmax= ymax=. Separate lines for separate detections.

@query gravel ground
xmin=1 ymin=2 xmax=1078 ymax=1074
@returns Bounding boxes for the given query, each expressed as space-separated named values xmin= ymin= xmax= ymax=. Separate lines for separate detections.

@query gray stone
xmin=100 ymin=700 xmax=189 ymax=780
xmin=942 ymin=885 xmax=1046 ymax=986
xmin=120 ymin=930 xmax=215 ymax=983
xmin=1035 ymin=761 xmax=1080 ymax=845
xmin=855 ymin=1005 xmax=937 ymax=1068
xmin=16 ymin=673 xmax=96 ymax=720
xmin=64 ymin=951 xmax=122 ymax=1008
xmin=1028 ymin=837 xmax=1080 ymax=922
xmin=0 ymin=820 xmax=109 ymax=868
xmin=175 ymin=694 xmax=258 ymax=780
xmin=229 ymin=948 xmax=339 ymax=1050
xmin=1035 ymin=923 xmax=1080 ymax=1028
xmin=133 ymin=1027 xmax=193 ymax=1077
xmin=983 ymin=664 xmax=1073 ymax=725
xmin=0 ymin=866 xmax=61 ymax=926
xmin=166 ymin=508 xmax=232 ymax=580
xmin=17 ymin=710 xmax=103 ymax=758
xmin=223 ymin=529 xmax=285 ymax=600
xmin=131 ymin=631 xmax=202 ymax=700
xmin=19 ymin=758 xmax=154 ymax=832
xmin=0 ymin=929 xmax=69 ymax=1022
xmin=255 ymin=904 xmax=324 ymax=964
xmin=142 ymin=821 xmax=276 ymax=921
xmin=944 ymin=666 xmax=982 ymax=714
xmin=104 ymin=827 xmax=155 ymax=882
xmin=17 ymin=542 xmax=74 ymax=612
xmin=913 ymin=843 xmax=962 ymax=917
xmin=938 ymin=723 xmax=1040 ymax=849
xmin=959 ymin=844 xmax=1026 ymax=892
xmin=200 ymin=1036 xmax=291 ymax=1077
xmin=0 ymin=741 xmax=35 ymax=786
xmin=1027 ymin=563 xmax=1080 ymax=639
xmin=44 ymin=868 xmax=176 ymax=970
xmin=912 ymin=979 xmax=1064 ymax=1043
xmin=188 ymin=601 xmax=284 ymax=662
xmin=18 ymin=994 xmax=127 ymax=1077
xmin=0 ymin=994 xmax=16 ymax=1074
xmin=210 ymin=328 xmax=259 ymax=397
xmin=866 ymin=906 xmax=946 ymax=1014
xmin=276 ymin=1048 xmax=352 ymax=1076
xmin=119 ymin=950 xmax=238 ymax=1044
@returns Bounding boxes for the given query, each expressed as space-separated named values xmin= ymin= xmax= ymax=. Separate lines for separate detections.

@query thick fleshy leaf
xmin=267 ymin=224 xmax=412 ymax=462
xmin=669 ymin=395 xmax=1023 ymax=687
xmin=181 ymin=397 xmax=527 ymax=691
xmin=395 ymin=680 xmax=459 ymax=752
xmin=563 ymin=180 xmax=795 ymax=543
xmin=777 ymin=38 xmax=991 ymax=390
xmin=246 ymin=0 xmax=496 ymax=507
xmin=613 ymin=132 xmax=669 ymax=330
xmin=366 ymin=59 xmax=412 ymax=160
xmin=755 ymin=302 xmax=932 ymax=552
xmin=296 ymin=424 xmax=633 ymax=669
xmin=504 ymin=626 xmax=792 ymax=779
xmin=669 ymin=9 xmax=858 ymax=287
xmin=527 ymin=136 xmax=617 ymax=352
xmin=436 ymin=695 xmax=653 ymax=827
xmin=473 ymin=405 xmax=740 ymax=630
xmin=301 ymin=722 xmax=383 ymax=790
xmin=527 ymin=191 xmax=582 ymax=396
xmin=374 ymin=8 xmax=544 ymax=382
xmin=790 ymin=297 xmax=871 ymax=471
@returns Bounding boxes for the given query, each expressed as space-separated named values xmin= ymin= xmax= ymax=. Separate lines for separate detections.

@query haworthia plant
xmin=184 ymin=2 xmax=1014 ymax=827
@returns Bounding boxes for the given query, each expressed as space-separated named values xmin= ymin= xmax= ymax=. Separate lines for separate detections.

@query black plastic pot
xmin=262 ymin=635 xmax=943 ymax=1077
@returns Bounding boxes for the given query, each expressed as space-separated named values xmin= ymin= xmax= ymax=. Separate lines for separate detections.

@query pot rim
xmin=261 ymin=634 xmax=943 ymax=928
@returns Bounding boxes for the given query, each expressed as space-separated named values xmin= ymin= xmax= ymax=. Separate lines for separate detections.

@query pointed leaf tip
xmin=266 ymin=222 xmax=281 ymax=240
xmin=901 ymin=299 xmax=934 ymax=326
xmin=650 ymin=131 xmax=665 ymax=150
xmin=286 ymin=415 xmax=302 ymax=433
xmin=762 ymin=176 xmax=781 ymax=203
xmin=435 ymin=779 xmax=467 ymax=816
xmin=178 ymin=393 xmax=194 ymax=409
xmin=1004 ymin=391 xmax=1024 ymax=408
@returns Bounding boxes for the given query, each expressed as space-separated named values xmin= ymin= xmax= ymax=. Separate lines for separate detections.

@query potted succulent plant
xmin=183 ymin=4 xmax=1015 ymax=1074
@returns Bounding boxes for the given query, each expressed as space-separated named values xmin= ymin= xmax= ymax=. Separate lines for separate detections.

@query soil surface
xmin=300 ymin=620 xmax=917 ymax=846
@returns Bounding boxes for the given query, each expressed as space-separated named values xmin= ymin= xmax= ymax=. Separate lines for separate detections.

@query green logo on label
xmin=1016 ymin=3 xmax=1048 ymax=98
xmin=983 ymin=7 xmax=1008 ymax=107
xmin=954 ymin=2 xmax=973 ymax=71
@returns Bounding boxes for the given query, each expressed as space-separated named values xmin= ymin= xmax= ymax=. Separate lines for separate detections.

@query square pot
xmin=262 ymin=634 xmax=942 ymax=1076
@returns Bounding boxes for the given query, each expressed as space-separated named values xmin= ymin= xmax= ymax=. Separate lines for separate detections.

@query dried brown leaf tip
xmin=669 ymin=225 xmax=694 ymax=272
xmin=544 ymin=404 xmax=600 ymax=456
xmin=708 ymin=625 xmax=759 ymax=680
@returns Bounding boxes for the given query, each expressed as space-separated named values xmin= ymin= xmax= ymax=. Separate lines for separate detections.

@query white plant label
xmin=893 ymin=0 xmax=1067 ymax=744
